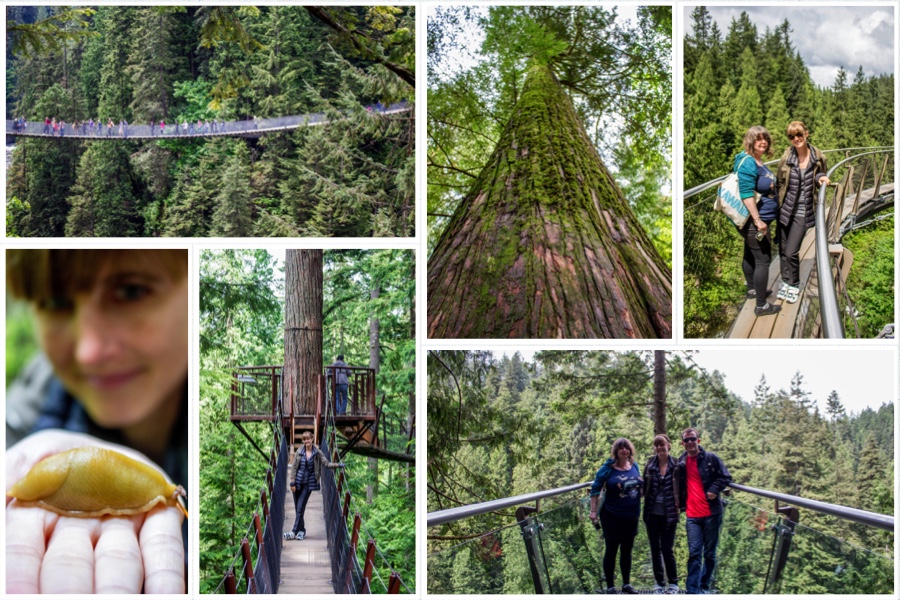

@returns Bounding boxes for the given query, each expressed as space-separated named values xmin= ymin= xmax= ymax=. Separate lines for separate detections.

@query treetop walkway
xmin=5 ymin=102 xmax=410 ymax=141
xmin=427 ymin=478 xmax=894 ymax=594
xmin=683 ymin=146 xmax=895 ymax=339
xmin=213 ymin=365 xmax=412 ymax=594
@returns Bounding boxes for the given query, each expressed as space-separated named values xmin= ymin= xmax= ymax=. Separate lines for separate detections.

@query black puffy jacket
xmin=642 ymin=455 xmax=680 ymax=525
xmin=776 ymin=145 xmax=827 ymax=228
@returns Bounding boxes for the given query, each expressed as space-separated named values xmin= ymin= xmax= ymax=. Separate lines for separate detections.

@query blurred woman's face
xmin=32 ymin=254 xmax=188 ymax=430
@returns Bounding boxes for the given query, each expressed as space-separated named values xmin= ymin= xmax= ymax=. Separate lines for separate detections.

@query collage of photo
xmin=2 ymin=2 xmax=896 ymax=597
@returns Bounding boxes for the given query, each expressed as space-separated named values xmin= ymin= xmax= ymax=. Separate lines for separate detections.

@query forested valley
xmin=6 ymin=6 xmax=415 ymax=237
xmin=683 ymin=7 xmax=894 ymax=337
xmin=199 ymin=249 xmax=415 ymax=593
xmin=427 ymin=7 xmax=673 ymax=339
xmin=427 ymin=350 xmax=894 ymax=594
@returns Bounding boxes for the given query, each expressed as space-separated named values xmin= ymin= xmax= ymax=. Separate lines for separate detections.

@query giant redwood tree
xmin=427 ymin=7 xmax=673 ymax=339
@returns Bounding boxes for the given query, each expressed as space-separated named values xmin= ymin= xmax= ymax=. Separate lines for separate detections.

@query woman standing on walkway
xmin=643 ymin=434 xmax=680 ymax=594
xmin=284 ymin=432 xmax=341 ymax=541
xmin=734 ymin=125 xmax=780 ymax=316
xmin=590 ymin=438 xmax=643 ymax=594
xmin=775 ymin=121 xmax=830 ymax=304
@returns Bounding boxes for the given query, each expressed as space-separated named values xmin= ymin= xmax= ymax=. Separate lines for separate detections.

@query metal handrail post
xmin=515 ymin=507 xmax=546 ymax=594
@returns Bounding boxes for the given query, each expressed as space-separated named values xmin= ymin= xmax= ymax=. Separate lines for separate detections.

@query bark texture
xmin=284 ymin=249 xmax=323 ymax=415
xmin=427 ymin=65 xmax=672 ymax=339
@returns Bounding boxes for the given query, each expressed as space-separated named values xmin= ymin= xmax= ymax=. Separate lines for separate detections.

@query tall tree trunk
xmin=367 ymin=283 xmax=380 ymax=504
xmin=653 ymin=350 xmax=666 ymax=435
xmin=427 ymin=64 xmax=672 ymax=339
xmin=284 ymin=249 xmax=323 ymax=416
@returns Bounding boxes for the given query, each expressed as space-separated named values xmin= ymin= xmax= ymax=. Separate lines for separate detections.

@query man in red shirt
xmin=677 ymin=428 xmax=732 ymax=594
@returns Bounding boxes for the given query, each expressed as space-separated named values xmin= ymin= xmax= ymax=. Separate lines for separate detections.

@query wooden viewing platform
xmin=728 ymin=182 xmax=892 ymax=339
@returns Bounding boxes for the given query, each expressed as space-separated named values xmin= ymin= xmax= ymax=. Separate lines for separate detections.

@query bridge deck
xmin=727 ymin=183 xmax=891 ymax=339
xmin=279 ymin=485 xmax=334 ymax=594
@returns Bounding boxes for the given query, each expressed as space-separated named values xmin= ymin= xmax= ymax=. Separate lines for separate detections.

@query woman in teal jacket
xmin=734 ymin=126 xmax=780 ymax=316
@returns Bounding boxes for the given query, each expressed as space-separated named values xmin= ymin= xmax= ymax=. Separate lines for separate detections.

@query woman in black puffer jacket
xmin=775 ymin=121 xmax=830 ymax=304
xmin=643 ymin=434 xmax=681 ymax=594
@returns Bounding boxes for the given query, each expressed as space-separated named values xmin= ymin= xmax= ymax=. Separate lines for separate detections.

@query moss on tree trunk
xmin=428 ymin=65 xmax=672 ymax=338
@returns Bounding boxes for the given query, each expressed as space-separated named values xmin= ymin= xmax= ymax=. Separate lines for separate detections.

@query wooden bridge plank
xmin=279 ymin=484 xmax=334 ymax=594
xmin=767 ymin=231 xmax=817 ymax=339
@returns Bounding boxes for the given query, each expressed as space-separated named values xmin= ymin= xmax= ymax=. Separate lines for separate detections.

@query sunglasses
xmin=682 ymin=437 xmax=697 ymax=443
xmin=787 ymin=133 xmax=805 ymax=141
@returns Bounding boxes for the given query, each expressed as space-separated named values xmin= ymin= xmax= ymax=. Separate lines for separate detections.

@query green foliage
xmin=7 ymin=6 xmax=415 ymax=238
xmin=842 ymin=215 xmax=894 ymax=337
xmin=5 ymin=300 xmax=38 ymax=384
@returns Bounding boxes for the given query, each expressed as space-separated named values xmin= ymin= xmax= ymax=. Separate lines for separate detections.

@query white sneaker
xmin=652 ymin=583 xmax=665 ymax=593
xmin=665 ymin=583 xmax=680 ymax=594
xmin=776 ymin=281 xmax=790 ymax=301
xmin=784 ymin=285 xmax=800 ymax=304
xmin=296 ymin=532 xmax=306 ymax=540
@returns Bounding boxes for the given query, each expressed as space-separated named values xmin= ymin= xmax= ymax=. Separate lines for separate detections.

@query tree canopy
xmin=6 ymin=6 xmax=415 ymax=237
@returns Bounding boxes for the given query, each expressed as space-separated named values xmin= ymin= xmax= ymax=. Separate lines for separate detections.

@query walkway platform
xmin=727 ymin=183 xmax=891 ymax=339
xmin=279 ymin=486 xmax=333 ymax=594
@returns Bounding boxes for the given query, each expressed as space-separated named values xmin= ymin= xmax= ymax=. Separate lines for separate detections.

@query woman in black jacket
xmin=775 ymin=121 xmax=830 ymax=304
xmin=643 ymin=434 xmax=681 ymax=594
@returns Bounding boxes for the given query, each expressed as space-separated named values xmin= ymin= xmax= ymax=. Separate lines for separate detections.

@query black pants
xmin=646 ymin=514 xmax=678 ymax=586
xmin=740 ymin=220 xmax=772 ymax=307
xmin=291 ymin=486 xmax=313 ymax=535
xmin=779 ymin=210 xmax=808 ymax=287
xmin=600 ymin=510 xmax=638 ymax=588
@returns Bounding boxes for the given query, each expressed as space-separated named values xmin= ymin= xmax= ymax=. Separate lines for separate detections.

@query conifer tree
xmin=210 ymin=143 xmax=253 ymax=236
xmin=128 ymin=7 xmax=183 ymax=122
xmin=66 ymin=143 xmax=143 ymax=237
xmin=765 ymin=86 xmax=790 ymax=151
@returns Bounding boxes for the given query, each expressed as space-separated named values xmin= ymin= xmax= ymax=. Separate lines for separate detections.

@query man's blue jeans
xmin=685 ymin=513 xmax=723 ymax=593
xmin=336 ymin=384 xmax=349 ymax=415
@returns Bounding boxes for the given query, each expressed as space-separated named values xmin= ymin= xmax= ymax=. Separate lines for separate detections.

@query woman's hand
xmin=754 ymin=219 xmax=768 ymax=236
xmin=6 ymin=430 xmax=185 ymax=594
xmin=818 ymin=176 xmax=831 ymax=186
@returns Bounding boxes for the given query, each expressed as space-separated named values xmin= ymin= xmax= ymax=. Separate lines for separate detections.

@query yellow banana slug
xmin=7 ymin=446 xmax=189 ymax=519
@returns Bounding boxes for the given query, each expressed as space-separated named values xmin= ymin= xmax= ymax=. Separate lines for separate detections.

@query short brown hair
xmin=610 ymin=437 xmax=636 ymax=462
xmin=7 ymin=249 xmax=187 ymax=302
xmin=681 ymin=427 xmax=700 ymax=440
xmin=742 ymin=126 xmax=773 ymax=157
xmin=300 ymin=431 xmax=313 ymax=441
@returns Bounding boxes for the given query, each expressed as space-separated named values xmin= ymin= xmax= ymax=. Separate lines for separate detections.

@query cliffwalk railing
xmin=5 ymin=102 xmax=410 ymax=140
xmin=683 ymin=146 xmax=894 ymax=338
xmin=427 ymin=479 xmax=894 ymax=594
xmin=220 ymin=364 xmax=411 ymax=594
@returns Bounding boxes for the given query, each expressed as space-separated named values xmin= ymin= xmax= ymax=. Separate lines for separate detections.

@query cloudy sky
xmin=475 ymin=348 xmax=893 ymax=415
xmin=689 ymin=6 xmax=895 ymax=87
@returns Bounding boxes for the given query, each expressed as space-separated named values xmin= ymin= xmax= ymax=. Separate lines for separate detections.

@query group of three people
xmin=734 ymin=121 xmax=830 ymax=316
xmin=589 ymin=428 xmax=732 ymax=594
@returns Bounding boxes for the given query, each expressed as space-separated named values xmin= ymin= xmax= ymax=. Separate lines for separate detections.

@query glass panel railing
xmin=778 ymin=519 xmax=894 ymax=594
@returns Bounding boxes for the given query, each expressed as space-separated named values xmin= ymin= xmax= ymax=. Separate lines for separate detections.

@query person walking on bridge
xmin=284 ymin=432 xmax=341 ymax=541
xmin=43 ymin=117 xmax=50 ymax=135
xmin=676 ymin=428 xmax=732 ymax=594
xmin=590 ymin=438 xmax=643 ymax=594
xmin=329 ymin=355 xmax=350 ymax=415
xmin=775 ymin=121 xmax=830 ymax=305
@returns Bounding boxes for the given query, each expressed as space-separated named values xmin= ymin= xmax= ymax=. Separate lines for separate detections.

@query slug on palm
xmin=7 ymin=446 xmax=189 ymax=519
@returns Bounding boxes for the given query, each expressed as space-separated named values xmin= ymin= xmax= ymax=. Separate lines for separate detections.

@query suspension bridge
xmin=4 ymin=102 xmax=410 ymax=141
xmin=427 ymin=479 xmax=894 ymax=594
xmin=214 ymin=365 xmax=414 ymax=594
xmin=683 ymin=147 xmax=895 ymax=339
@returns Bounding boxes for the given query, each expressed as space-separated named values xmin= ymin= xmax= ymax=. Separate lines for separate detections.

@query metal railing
xmin=5 ymin=102 xmax=410 ymax=140
xmin=427 ymin=479 xmax=894 ymax=594
xmin=683 ymin=146 xmax=894 ymax=338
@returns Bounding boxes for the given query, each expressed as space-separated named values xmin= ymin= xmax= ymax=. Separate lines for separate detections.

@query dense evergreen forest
xmin=683 ymin=8 xmax=894 ymax=336
xmin=6 ymin=6 xmax=415 ymax=237
xmin=427 ymin=7 xmax=672 ymax=339
xmin=427 ymin=350 xmax=894 ymax=594
xmin=199 ymin=249 xmax=415 ymax=593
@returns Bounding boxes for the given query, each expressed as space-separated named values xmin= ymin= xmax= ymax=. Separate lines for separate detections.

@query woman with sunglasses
xmin=775 ymin=121 xmax=830 ymax=304
xmin=589 ymin=438 xmax=643 ymax=594
xmin=642 ymin=434 xmax=680 ymax=593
